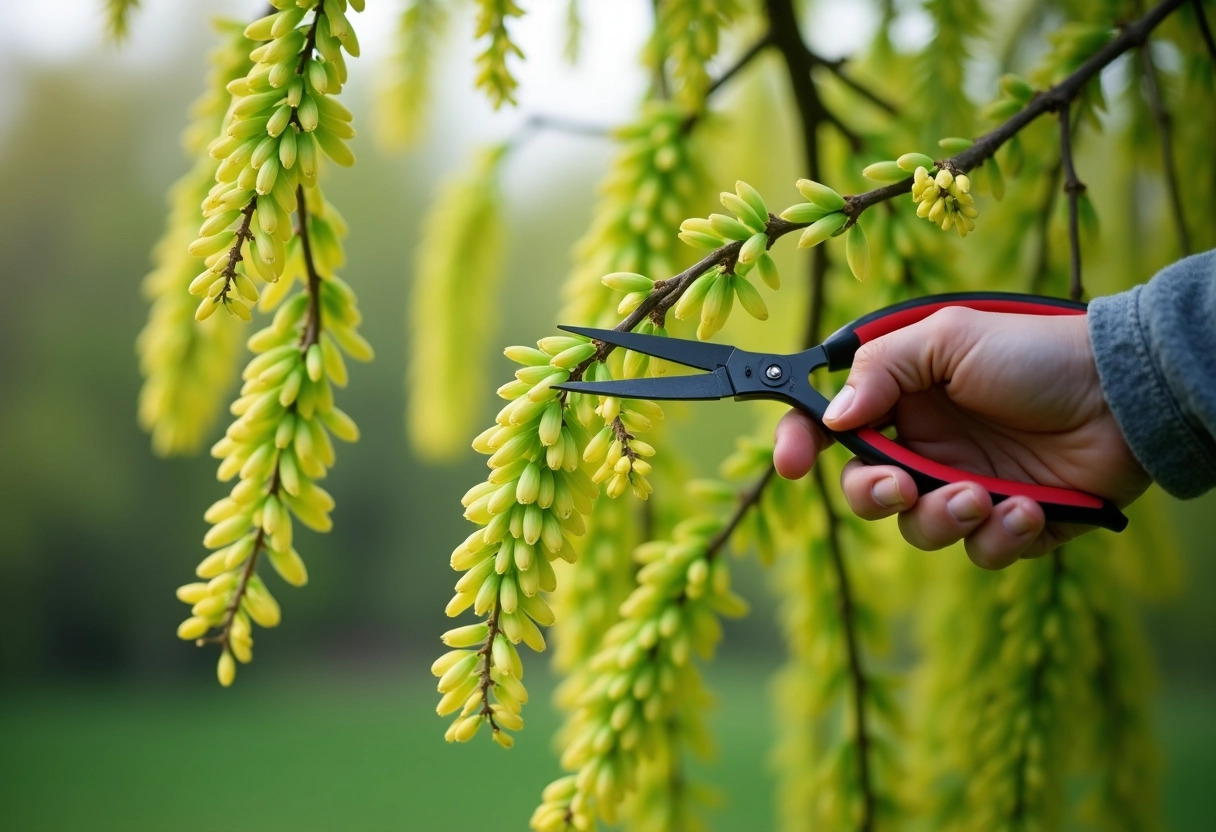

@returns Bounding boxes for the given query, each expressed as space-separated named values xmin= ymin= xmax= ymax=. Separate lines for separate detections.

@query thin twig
xmin=477 ymin=609 xmax=502 ymax=733
xmin=706 ymin=465 xmax=776 ymax=557
xmin=1029 ymin=160 xmax=1064 ymax=295
xmin=823 ymin=104 xmax=865 ymax=152
xmin=1194 ymin=0 xmax=1216 ymax=61
xmin=1057 ymin=104 xmax=1085 ymax=301
xmin=296 ymin=186 xmax=324 ymax=349
xmin=707 ymin=31 xmax=774 ymax=98
xmin=846 ymin=0 xmax=1188 ymax=219
xmin=812 ymin=55 xmax=900 ymax=116
xmin=1137 ymin=40 xmax=1192 ymax=255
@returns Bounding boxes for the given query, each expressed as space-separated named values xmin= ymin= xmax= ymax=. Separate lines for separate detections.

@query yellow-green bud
xmin=797 ymin=212 xmax=848 ymax=249
xmin=795 ymin=179 xmax=845 ymax=211
xmin=845 ymin=223 xmax=869 ymax=282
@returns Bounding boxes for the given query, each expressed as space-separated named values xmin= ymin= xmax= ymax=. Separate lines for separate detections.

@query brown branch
xmin=1138 ymin=40 xmax=1192 ymax=256
xmin=812 ymin=55 xmax=900 ymax=116
xmin=706 ymin=465 xmax=776 ymax=557
xmin=1195 ymin=0 xmax=1216 ymax=61
xmin=1029 ymin=160 xmax=1064 ymax=295
xmin=199 ymin=529 xmax=265 ymax=649
xmin=1057 ymin=104 xmax=1085 ymax=301
xmin=477 ymin=608 xmax=503 ymax=733
xmin=845 ymin=0 xmax=1188 ymax=220
xmin=707 ymin=31 xmax=774 ymax=98
xmin=823 ymin=104 xmax=865 ymax=152
xmin=296 ymin=185 xmax=324 ymax=349
xmin=216 ymin=199 xmax=258 ymax=304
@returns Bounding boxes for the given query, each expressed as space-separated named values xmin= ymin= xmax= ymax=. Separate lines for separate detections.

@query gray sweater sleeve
xmin=1088 ymin=250 xmax=1216 ymax=498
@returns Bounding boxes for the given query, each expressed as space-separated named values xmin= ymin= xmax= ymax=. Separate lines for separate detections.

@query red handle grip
xmin=822 ymin=293 xmax=1087 ymax=371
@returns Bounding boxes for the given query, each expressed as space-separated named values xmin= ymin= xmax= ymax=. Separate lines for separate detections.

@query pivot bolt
xmin=765 ymin=364 xmax=783 ymax=380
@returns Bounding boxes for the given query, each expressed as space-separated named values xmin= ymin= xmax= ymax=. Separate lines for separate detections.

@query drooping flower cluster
xmin=177 ymin=192 xmax=370 ymax=686
xmin=473 ymin=0 xmax=525 ymax=108
xmin=188 ymin=0 xmax=361 ymax=322
xmin=531 ymin=513 xmax=749 ymax=831
xmin=435 ymin=336 xmax=599 ymax=747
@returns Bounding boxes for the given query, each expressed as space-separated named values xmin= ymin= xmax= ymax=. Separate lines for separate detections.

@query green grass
xmin=0 ymin=666 xmax=1211 ymax=831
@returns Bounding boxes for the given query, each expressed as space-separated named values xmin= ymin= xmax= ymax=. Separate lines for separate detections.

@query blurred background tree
xmin=0 ymin=1 xmax=1214 ymax=831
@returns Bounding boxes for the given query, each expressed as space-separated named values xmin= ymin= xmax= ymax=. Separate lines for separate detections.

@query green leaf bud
xmin=720 ymin=192 xmax=765 ymax=232
xmin=846 ymin=223 xmax=870 ymax=282
xmin=779 ymin=201 xmax=833 ymax=224
xmin=897 ymin=152 xmax=936 ymax=172
xmin=797 ymin=212 xmax=848 ymax=249
xmin=733 ymin=277 xmax=768 ymax=321
xmin=707 ymin=213 xmax=752 ymax=241
xmin=672 ymin=271 xmax=716 ymax=320
xmin=738 ymin=231 xmax=768 ymax=265
xmin=678 ymin=230 xmax=724 ymax=250
xmin=795 ymin=179 xmax=845 ymax=211
xmin=938 ymin=136 xmax=974 ymax=153
xmin=999 ymin=73 xmax=1035 ymax=102
xmin=862 ymin=161 xmax=908 ymax=182
xmin=442 ymin=622 xmax=490 ymax=648
xmin=601 ymin=271 xmax=654 ymax=294
xmin=697 ymin=273 xmax=733 ymax=340
xmin=735 ymin=180 xmax=769 ymax=225
xmin=756 ymin=253 xmax=780 ymax=290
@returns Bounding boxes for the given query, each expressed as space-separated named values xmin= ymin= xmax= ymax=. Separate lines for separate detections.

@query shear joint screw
xmin=765 ymin=364 xmax=783 ymax=380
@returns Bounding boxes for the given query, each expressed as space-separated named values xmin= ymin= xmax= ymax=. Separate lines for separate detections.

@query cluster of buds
xmin=912 ymin=166 xmax=978 ymax=237
xmin=675 ymin=181 xmax=776 ymax=339
xmin=582 ymin=391 xmax=660 ymax=500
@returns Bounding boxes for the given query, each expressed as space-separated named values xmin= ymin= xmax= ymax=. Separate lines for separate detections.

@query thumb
xmin=821 ymin=310 xmax=968 ymax=430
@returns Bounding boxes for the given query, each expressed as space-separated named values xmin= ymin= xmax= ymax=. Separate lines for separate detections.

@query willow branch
xmin=217 ymin=201 xmax=258 ymax=303
xmin=1194 ymin=0 xmax=1216 ymax=61
xmin=823 ymin=104 xmax=865 ymax=152
xmin=477 ymin=608 xmax=503 ymax=732
xmin=706 ymin=31 xmax=774 ymax=98
xmin=706 ymin=465 xmax=776 ymax=557
xmin=296 ymin=187 xmax=324 ymax=349
xmin=845 ymin=0 xmax=1188 ymax=220
xmin=1138 ymin=41 xmax=1192 ymax=256
xmin=201 ymin=521 xmax=268 ymax=649
xmin=812 ymin=54 xmax=900 ymax=116
xmin=1030 ymin=160 xmax=1064 ymax=295
xmin=1057 ymin=105 xmax=1085 ymax=301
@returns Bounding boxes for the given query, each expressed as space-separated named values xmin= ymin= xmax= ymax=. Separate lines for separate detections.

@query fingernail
xmin=1003 ymin=505 xmax=1035 ymax=536
xmin=824 ymin=384 xmax=854 ymax=423
xmin=947 ymin=489 xmax=981 ymax=522
xmin=871 ymin=477 xmax=904 ymax=508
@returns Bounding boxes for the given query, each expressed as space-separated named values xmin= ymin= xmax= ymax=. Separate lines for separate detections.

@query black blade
xmin=556 ymin=369 xmax=735 ymax=401
xmin=557 ymin=325 xmax=735 ymax=372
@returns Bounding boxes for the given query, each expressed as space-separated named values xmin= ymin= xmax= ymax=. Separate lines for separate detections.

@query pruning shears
xmin=556 ymin=292 xmax=1129 ymax=532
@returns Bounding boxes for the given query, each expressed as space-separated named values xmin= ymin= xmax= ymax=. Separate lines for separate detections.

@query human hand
xmin=773 ymin=307 xmax=1150 ymax=568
